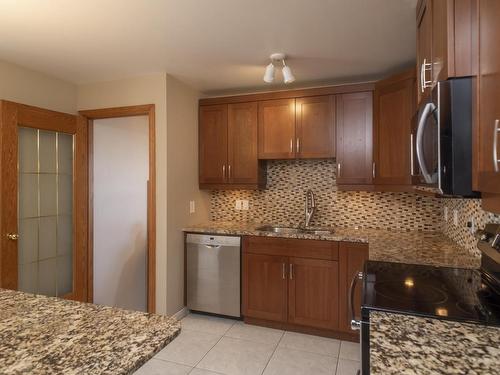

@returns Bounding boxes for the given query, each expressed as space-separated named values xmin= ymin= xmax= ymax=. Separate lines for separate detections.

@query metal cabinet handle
xmin=222 ymin=165 xmax=226 ymax=179
xmin=410 ymin=133 xmax=415 ymax=176
xmin=493 ymin=119 xmax=500 ymax=173
xmin=337 ymin=162 xmax=341 ymax=177
xmin=282 ymin=263 xmax=286 ymax=279
xmin=422 ymin=58 xmax=432 ymax=90
xmin=289 ymin=263 xmax=293 ymax=280
xmin=372 ymin=162 xmax=376 ymax=179
xmin=6 ymin=233 xmax=19 ymax=241
xmin=290 ymin=138 xmax=293 ymax=153
xmin=228 ymin=164 xmax=232 ymax=179
xmin=349 ymin=271 xmax=364 ymax=331
xmin=296 ymin=138 xmax=300 ymax=153
xmin=420 ymin=63 xmax=425 ymax=93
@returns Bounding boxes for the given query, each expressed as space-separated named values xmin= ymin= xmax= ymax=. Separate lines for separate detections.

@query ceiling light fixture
xmin=263 ymin=53 xmax=295 ymax=84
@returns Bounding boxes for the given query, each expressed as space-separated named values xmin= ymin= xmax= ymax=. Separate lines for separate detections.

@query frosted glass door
xmin=18 ymin=127 xmax=74 ymax=297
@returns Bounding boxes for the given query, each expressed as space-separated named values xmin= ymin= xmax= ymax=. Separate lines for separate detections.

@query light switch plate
xmin=242 ymin=200 xmax=249 ymax=210
xmin=453 ymin=209 xmax=459 ymax=226
xmin=444 ymin=207 xmax=448 ymax=222
xmin=189 ymin=200 xmax=195 ymax=214
xmin=235 ymin=200 xmax=242 ymax=210
xmin=469 ymin=217 xmax=476 ymax=234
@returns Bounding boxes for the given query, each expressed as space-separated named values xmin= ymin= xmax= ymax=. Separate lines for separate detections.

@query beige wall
xmin=77 ymin=74 xmax=169 ymax=314
xmin=0 ymin=59 xmax=77 ymax=113
xmin=166 ymin=75 xmax=210 ymax=315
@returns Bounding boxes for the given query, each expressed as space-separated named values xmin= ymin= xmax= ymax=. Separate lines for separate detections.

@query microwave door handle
xmin=416 ymin=102 xmax=436 ymax=184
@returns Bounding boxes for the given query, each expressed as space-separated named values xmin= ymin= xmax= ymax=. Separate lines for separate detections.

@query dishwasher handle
xmin=205 ymin=244 xmax=221 ymax=249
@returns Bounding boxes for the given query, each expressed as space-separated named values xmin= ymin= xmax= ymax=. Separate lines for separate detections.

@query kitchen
xmin=0 ymin=1 xmax=499 ymax=374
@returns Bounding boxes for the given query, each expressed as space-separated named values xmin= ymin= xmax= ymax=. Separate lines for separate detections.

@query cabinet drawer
xmin=243 ymin=236 xmax=338 ymax=260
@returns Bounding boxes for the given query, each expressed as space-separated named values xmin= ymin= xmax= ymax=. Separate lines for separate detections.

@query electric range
xmin=354 ymin=223 xmax=500 ymax=374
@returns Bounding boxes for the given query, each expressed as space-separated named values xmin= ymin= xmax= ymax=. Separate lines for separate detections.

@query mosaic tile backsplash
xmin=210 ymin=160 xmax=444 ymax=231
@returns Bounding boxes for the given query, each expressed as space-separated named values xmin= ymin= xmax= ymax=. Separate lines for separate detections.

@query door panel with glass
xmin=0 ymin=101 xmax=87 ymax=301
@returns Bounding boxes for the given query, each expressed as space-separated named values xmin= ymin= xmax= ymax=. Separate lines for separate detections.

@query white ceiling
xmin=0 ymin=0 xmax=417 ymax=95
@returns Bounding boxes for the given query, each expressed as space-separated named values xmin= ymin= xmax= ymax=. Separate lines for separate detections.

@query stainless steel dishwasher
xmin=186 ymin=233 xmax=241 ymax=317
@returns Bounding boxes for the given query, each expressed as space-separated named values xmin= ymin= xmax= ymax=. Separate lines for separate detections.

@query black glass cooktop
xmin=361 ymin=261 xmax=500 ymax=326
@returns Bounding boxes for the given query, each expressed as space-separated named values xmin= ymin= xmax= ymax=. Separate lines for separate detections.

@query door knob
xmin=6 ymin=233 xmax=19 ymax=241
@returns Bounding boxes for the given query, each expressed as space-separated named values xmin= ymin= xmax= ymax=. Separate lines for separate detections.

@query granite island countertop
xmin=370 ymin=311 xmax=500 ymax=375
xmin=183 ymin=222 xmax=480 ymax=269
xmin=0 ymin=289 xmax=180 ymax=375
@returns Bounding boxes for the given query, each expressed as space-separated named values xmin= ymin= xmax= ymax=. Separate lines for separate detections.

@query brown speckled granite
xmin=0 ymin=289 xmax=180 ymax=375
xmin=183 ymin=222 xmax=480 ymax=269
xmin=370 ymin=311 xmax=500 ymax=375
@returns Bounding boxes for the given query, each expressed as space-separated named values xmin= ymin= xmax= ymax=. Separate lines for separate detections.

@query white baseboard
xmin=172 ymin=306 xmax=189 ymax=320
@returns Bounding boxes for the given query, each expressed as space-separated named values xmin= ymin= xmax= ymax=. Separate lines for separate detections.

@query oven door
xmin=413 ymin=96 xmax=439 ymax=191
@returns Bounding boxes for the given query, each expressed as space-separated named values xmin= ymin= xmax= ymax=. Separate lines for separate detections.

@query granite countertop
xmin=370 ymin=311 xmax=500 ymax=375
xmin=183 ymin=222 xmax=480 ymax=269
xmin=0 ymin=289 xmax=180 ymax=375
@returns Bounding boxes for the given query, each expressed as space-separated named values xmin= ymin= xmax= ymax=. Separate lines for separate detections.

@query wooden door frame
xmin=79 ymin=104 xmax=156 ymax=313
xmin=0 ymin=100 xmax=88 ymax=302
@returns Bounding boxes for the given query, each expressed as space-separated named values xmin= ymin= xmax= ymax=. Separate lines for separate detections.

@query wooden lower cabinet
xmin=242 ymin=236 xmax=364 ymax=340
xmin=288 ymin=257 xmax=339 ymax=330
xmin=242 ymin=253 xmax=288 ymax=323
xmin=338 ymin=242 xmax=369 ymax=333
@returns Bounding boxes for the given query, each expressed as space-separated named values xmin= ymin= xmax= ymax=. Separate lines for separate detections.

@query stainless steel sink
xmin=256 ymin=225 xmax=335 ymax=235
xmin=256 ymin=225 xmax=303 ymax=234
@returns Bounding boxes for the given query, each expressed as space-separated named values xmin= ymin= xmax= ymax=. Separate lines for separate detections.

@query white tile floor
xmin=135 ymin=313 xmax=361 ymax=375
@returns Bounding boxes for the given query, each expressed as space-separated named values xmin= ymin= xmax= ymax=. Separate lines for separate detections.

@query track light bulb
xmin=263 ymin=63 xmax=275 ymax=83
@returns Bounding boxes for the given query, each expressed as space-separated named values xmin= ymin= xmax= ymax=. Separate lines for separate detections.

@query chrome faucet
xmin=304 ymin=190 xmax=316 ymax=228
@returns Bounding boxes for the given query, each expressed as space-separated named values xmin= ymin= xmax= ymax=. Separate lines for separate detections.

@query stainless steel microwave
xmin=412 ymin=78 xmax=478 ymax=197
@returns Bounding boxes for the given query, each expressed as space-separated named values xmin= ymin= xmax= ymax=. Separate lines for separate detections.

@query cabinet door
xmin=258 ymin=99 xmax=296 ymax=159
xmin=295 ymin=96 xmax=335 ymax=159
xmin=416 ymin=0 xmax=433 ymax=104
xmin=288 ymin=257 xmax=339 ymax=330
xmin=477 ymin=0 xmax=500 ymax=195
xmin=242 ymin=253 xmax=288 ymax=323
xmin=338 ymin=242 xmax=369 ymax=334
xmin=373 ymin=71 xmax=415 ymax=186
xmin=336 ymin=92 xmax=373 ymax=185
xmin=228 ymin=102 xmax=258 ymax=184
xmin=199 ymin=105 xmax=228 ymax=184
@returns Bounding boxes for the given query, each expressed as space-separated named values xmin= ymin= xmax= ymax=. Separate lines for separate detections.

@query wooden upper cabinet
xmin=417 ymin=0 xmax=433 ymax=104
xmin=417 ymin=0 xmax=476 ymax=104
xmin=258 ymin=99 xmax=296 ymax=159
xmin=477 ymin=0 xmax=500 ymax=196
xmin=199 ymin=105 xmax=228 ymax=184
xmin=295 ymin=96 xmax=335 ymax=158
xmin=373 ymin=70 xmax=416 ymax=186
xmin=288 ymin=257 xmax=339 ymax=330
xmin=336 ymin=92 xmax=373 ymax=186
xmin=228 ymin=102 xmax=259 ymax=184
xmin=242 ymin=253 xmax=288 ymax=323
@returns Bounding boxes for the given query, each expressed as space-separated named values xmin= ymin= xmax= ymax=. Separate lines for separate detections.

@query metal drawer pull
xmin=289 ymin=263 xmax=293 ymax=280
xmin=222 ymin=164 xmax=226 ymax=178
xmin=349 ymin=271 xmax=364 ymax=331
xmin=494 ymin=119 xmax=500 ymax=173
xmin=228 ymin=164 xmax=232 ymax=179
xmin=296 ymin=138 xmax=300 ymax=153
xmin=282 ymin=263 xmax=286 ymax=279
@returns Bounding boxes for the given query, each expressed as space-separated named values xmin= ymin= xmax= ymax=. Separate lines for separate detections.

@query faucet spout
xmin=304 ymin=190 xmax=316 ymax=228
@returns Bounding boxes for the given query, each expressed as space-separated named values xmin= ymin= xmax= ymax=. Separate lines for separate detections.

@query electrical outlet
xmin=468 ymin=217 xmax=476 ymax=234
xmin=235 ymin=200 xmax=242 ymax=210
xmin=242 ymin=200 xmax=249 ymax=210
xmin=453 ymin=209 xmax=459 ymax=226
xmin=444 ymin=207 xmax=448 ymax=222
xmin=189 ymin=200 xmax=195 ymax=214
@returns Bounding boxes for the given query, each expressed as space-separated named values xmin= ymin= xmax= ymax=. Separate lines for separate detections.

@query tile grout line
xmin=259 ymin=329 xmax=286 ymax=375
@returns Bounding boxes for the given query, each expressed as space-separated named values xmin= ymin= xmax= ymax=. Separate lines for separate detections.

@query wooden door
xmin=0 ymin=101 xmax=88 ymax=301
xmin=417 ymin=0 xmax=433 ymax=104
xmin=338 ymin=242 xmax=369 ymax=334
xmin=288 ymin=257 xmax=339 ymax=330
xmin=336 ymin=92 xmax=373 ymax=185
xmin=477 ymin=0 xmax=500 ymax=195
xmin=199 ymin=105 xmax=228 ymax=184
xmin=228 ymin=102 xmax=258 ymax=184
xmin=242 ymin=253 xmax=288 ymax=322
xmin=295 ymin=96 xmax=335 ymax=159
xmin=373 ymin=70 xmax=415 ymax=186
xmin=258 ymin=99 xmax=296 ymax=159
